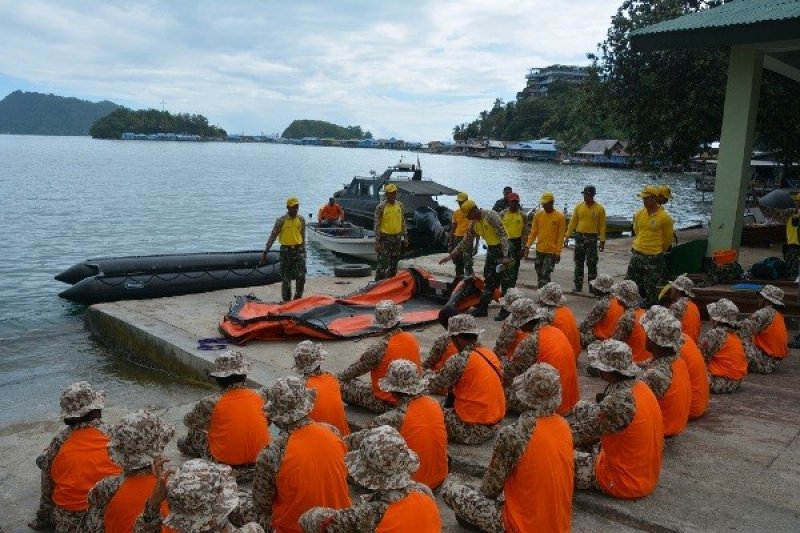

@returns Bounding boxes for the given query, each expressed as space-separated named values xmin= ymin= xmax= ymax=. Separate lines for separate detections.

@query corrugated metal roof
xmin=390 ymin=180 xmax=459 ymax=196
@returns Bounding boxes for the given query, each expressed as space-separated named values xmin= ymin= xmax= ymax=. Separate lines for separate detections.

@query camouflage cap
xmin=109 ymin=410 xmax=175 ymax=470
xmin=640 ymin=306 xmax=683 ymax=352
xmin=537 ymin=282 xmax=566 ymax=307
xmin=374 ymin=300 xmax=403 ymax=329
xmin=208 ymin=350 xmax=251 ymax=378
xmin=266 ymin=376 xmax=316 ymax=427
xmin=508 ymin=298 xmax=537 ymax=328
xmin=511 ymin=363 xmax=562 ymax=415
xmin=293 ymin=340 xmax=326 ymax=375
xmin=501 ymin=288 xmax=524 ymax=311
xmin=612 ymin=280 xmax=641 ymax=308
xmin=163 ymin=459 xmax=239 ymax=532
xmin=760 ymin=284 xmax=784 ymax=307
xmin=669 ymin=275 xmax=695 ymax=297
xmin=590 ymin=274 xmax=614 ymax=294
xmin=707 ymin=298 xmax=739 ymax=325
xmin=379 ymin=359 xmax=427 ymax=396
xmin=587 ymin=340 xmax=640 ymax=377
xmin=345 ymin=425 xmax=419 ymax=490
xmin=514 ymin=305 xmax=551 ymax=329
xmin=447 ymin=314 xmax=485 ymax=337
xmin=60 ymin=381 xmax=105 ymax=419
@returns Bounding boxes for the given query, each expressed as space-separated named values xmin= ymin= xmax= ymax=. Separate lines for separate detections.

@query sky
xmin=0 ymin=0 xmax=623 ymax=141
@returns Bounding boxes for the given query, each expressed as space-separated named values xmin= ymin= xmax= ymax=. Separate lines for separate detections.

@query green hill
xmin=90 ymin=108 xmax=227 ymax=139
xmin=0 ymin=90 xmax=121 ymax=135
xmin=282 ymin=119 xmax=372 ymax=140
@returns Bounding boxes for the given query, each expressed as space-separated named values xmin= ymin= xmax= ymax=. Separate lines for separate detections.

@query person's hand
xmin=599 ymin=241 xmax=605 ymax=252
xmin=501 ymin=256 xmax=513 ymax=265
xmin=555 ymin=255 xmax=561 ymax=264
xmin=439 ymin=254 xmax=452 ymax=265
xmin=258 ymin=252 xmax=268 ymax=266
xmin=148 ymin=457 xmax=170 ymax=507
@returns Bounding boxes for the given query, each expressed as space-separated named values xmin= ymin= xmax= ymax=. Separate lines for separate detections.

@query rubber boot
xmin=470 ymin=293 xmax=491 ymax=317
xmin=494 ymin=307 xmax=510 ymax=321
xmin=293 ymin=277 xmax=305 ymax=300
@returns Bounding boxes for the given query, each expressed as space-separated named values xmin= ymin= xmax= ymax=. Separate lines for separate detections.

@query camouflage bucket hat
xmin=266 ymin=376 xmax=316 ymax=427
xmin=512 ymin=363 xmax=562 ymax=414
xmin=374 ymin=300 xmax=404 ymax=329
xmin=612 ymin=280 xmax=641 ymax=308
xmin=345 ymin=425 xmax=419 ymax=490
xmin=537 ymin=282 xmax=566 ymax=307
xmin=509 ymin=298 xmax=537 ymax=328
xmin=163 ymin=459 xmax=239 ymax=532
xmin=587 ymin=340 xmax=640 ymax=377
xmin=109 ymin=410 xmax=175 ymax=470
xmin=640 ymin=306 xmax=683 ymax=352
xmin=293 ymin=340 xmax=327 ymax=375
xmin=760 ymin=284 xmax=784 ymax=306
xmin=707 ymin=298 xmax=739 ymax=325
xmin=515 ymin=305 xmax=551 ymax=329
xmin=590 ymin=274 xmax=614 ymax=294
xmin=379 ymin=359 xmax=427 ymax=396
xmin=60 ymin=381 xmax=105 ymax=419
xmin=447 ymin=314 xmax=485 ymax=337
xmin=669 ymin=275 xmax=695 ymax=297
xmin=501 ymin=288 xmax=524 ymax=311
xmin=208 ymin=350 xmax=251 ymax=378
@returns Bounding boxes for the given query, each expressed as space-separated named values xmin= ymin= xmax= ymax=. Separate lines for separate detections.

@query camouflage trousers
xmin=574 ymin=449 xmax=602 ymax=491
xmin=573 ymin=233 xmax=599 ymax=291
xmin=443 ymin=407 xmax=499 ymax=445
xmin=450 ymin=236 xmax=474 ymax=278
xmin=478 ymin=245 xmax=504 ymax=309
xmin=709 ymin=375 xmax=742 ymax=393
xmin=534 ymin=251 xmax=557 ymax=288
xmin=375 ymin=233 xmax=403 ymax=281
xmin=746 ymin=345 xmax=781 ymax=374
xmin=31 ymin=498 xmax=85 ymax=533
xmin=177 ymin=431 xmax=256 ymax=482
xmin=784 ymin=244 xmax=800 ymax=279
xmin=441 ymin=476 xmax=504 ymax=532
xmin=570 ymin=399 xmax=602 ymax=446
xmin=340 ymin=379 xmax=391 ymax=414
xmin=626 ymin=251 xmax=666 ymax=307
xmin=279 ymin=245 xmax=306 ymax=301
xmin=500 ymin=238 xmax=523 ymax=294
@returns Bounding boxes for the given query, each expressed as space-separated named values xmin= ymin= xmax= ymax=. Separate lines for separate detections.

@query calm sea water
xmin=0 ymin=135 xmax=711 ymax=426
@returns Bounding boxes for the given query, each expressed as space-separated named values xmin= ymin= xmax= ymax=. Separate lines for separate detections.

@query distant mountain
xmin=0 ymin=90 xmax=122 ymax=135
xmin=282 ymin=119 xmax=372 ymax=140
xmin=90 ymin=108 xmax=226 ymax=139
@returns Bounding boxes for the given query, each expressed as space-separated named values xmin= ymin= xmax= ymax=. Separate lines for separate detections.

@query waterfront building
xmin=517 ymin=65 xmax=590 ymax=100
xmin=575 ymin=139 xmax=632 ymax=167
xmin=506 ymin=138 xmax=560 ymax=161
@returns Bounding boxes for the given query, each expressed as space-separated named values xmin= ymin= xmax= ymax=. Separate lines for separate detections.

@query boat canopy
xmin=388 ymin=181 xmax=459 ymax=196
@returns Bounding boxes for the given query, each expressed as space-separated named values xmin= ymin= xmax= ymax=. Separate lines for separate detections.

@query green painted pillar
xmin=707 ymin=46 xmax=763 ymax=253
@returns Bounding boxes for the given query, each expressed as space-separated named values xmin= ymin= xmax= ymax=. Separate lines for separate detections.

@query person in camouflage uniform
xmin=86 ymin=410 xmax=174 ymax=532
xmin=499 ymin=193 xmax=529 ymax=297
xmin=262 ymin=197 xmax=307 ymax=301
xmin=293 ymin=340 xmax=350 ymax=435
xmin=627 ymin=186 xmax=673 ymax=307
xmin=524 ymin=192 xmax=566 ymax=288
xmin=449 ymin=192 xmax=475 ymax=279
xmin=700 ymin=299 xmax=748 ymax=393
xmin=758 ymin=193 xmax=800 ymax=278
xmin=740 ymin=285 xmax=789 ymax=374
xmin=30 ymin=382 xmax=121 ymax=533
xmin=492 ymin=292 xmax=532 ymax=357
xmin=135 ymin=458 xmax=264 ymax=532
xmin=579 ymin=274 xmax=618 ymax=347
xmin=299 ymin=425 xmax=441 ymax=532
xmin=374 ymin=183 xmax=408 ymax=281
xmin=566 ymin=185 xmax=607 ymax=293
xmin=492 ymin=186 xmax=513 ymax=212
xmin=442 ymin=363 xmax=573 ymax=532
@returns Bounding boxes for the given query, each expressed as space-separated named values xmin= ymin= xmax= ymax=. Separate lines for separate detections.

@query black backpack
xmin=749 ymin=256 xmax=788 ymax=280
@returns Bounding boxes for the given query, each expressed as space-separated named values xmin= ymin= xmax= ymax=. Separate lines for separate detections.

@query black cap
xmin=582 ymin=185 xmax=596 ymax=195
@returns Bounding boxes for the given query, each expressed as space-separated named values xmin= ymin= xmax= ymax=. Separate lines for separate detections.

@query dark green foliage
xmin=89 ymin=108 xmax=227 ymax=139
xmin=282 ymin=119 xmax=372 ymax=140
xmin=756 ymin=70 xmax=800 ymax=169
xmin=0 ymin=90 xmax=121 ymax=136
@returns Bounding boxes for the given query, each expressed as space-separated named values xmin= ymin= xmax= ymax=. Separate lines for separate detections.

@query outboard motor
xmin=414 ymin=206 xmax=448 ymax=248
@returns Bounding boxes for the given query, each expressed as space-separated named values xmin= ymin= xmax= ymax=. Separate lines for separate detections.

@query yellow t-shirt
xmin=787 ymin=214 xmax=800 ymax=245
xmin=632 ymin=207 xmax=673 ymax=255
xmin=379 ymin=202 xmax=404 ymax=235
xmin=567 ymin=202 xmax=607 ymax=242
xmin=501 ymin=210 xmax=526 ymax=239
xmin=452 ymin=209 xmax=470 ymax=237
xmin=279 ymin=216 xmax=304 ymax=246
xmin=526 ymin=210 xmax=565 ymax=254
xmin=473 ymin=217 xmax=501 ymax=246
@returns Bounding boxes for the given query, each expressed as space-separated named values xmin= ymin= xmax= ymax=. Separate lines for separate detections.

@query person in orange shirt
xmin=300 ymin=425 xmax=442 ymax=532
xmin=537 ymin=282 xmax=582 ymax=359
xmin=29 ymin=382 xmax=122 ymax=532
xmin=86 ymin=410 xmax=174 ymax=533
xmin=493 ymin=294 xmax=534 ymax=358
xmin=338 ymin=300 xmax=421 ymax=413
xmin=610 ymin=280 xmax=651 ymax=364
xmin=293 ymin=341 xmax=349 ymax=435
xmin=442 ymin=363 xmax=573 ymax=532
xmin=347 ymin=360 xmax=448 ymax=490
xmin=317 ymin=197 xmax=344 ymax=226
xmin=740 ymin=285 xmax=789 ymax=374
xmin=579 ymin=274 xmax=625 ymax=348
xmin=571 ymin=340 xmax=664 ymax=499
xmin=667 ymin=275 xmax=701 ymax=343
xmin=252 ymin=377 xmax=351 ymax=532
xmin=700 ymin=299 xmax=748 ymax=393
xmin=178 ymin=351 xmax=271 ymax=480
xmin=679 ymin=332 xmax=710 ymax=420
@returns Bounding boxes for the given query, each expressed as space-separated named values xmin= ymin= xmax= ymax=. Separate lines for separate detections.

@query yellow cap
xmin=460 ymin=199 xmax=477 ymax=213
xmin=384 ymin=183 xmax=398 ymax=193
xmin=286 ymin=197 xmax=300 ymax=207
xmin=540 ymin=192 xmax=555 ymax=205
xmin=638 ymin=185 xmax=660 ymax=198
xmin=658 ymin=185 xmax=672 ymax=199
xmin=456 ymin=192 xmax=468 ymax=202
xmin=792 ymin=192 xmax=800 ymax=202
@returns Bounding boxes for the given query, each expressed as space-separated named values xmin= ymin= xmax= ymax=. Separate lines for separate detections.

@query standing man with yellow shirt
xmin=627 ymin=185 xmax=674 ymax=307
xmin=262 ymin=197 xmax=306 ymax=301
xmin=374 ymin=183 xmax=408 ymax=281
xmin=500 ymin=193 xmax=528 ymax=299
xmin=566 ymin=185 xmax=607 ymax=293
xmin=525 ymin=192 xmax=566 ymax=288
xmin=449 ymin=192 xmax=475 ymax=278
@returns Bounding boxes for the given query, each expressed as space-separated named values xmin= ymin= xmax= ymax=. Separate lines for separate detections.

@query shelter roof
xmin=388 ymin=180 xmax=459 ymax=196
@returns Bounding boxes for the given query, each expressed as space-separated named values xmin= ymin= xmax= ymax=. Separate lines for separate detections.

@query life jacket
xmin=453 ymin=348 xmax=506 ymax=425
xmin=627 ymin=309 xmax=652 ymax=363
xmin=679 ymin=334 xmax=709 ymax=419
xmin=658 ymin=358 xmax=691 ymax=437
xmin=679 ymin=300 xmax=701 ymax=343
xmin=502 ymin=415 xmax=573 ymax=533
xmin=595 ymin=381 xmax=663 ymax=499
xmin=376 ymin=489 xmax=442 ymax=533
xmin=306 ymin=372 xmax=350 ymax=436
xmin=707 ymin=331 xmax=748 ymax=381
xmin=753 ymin=311 xmax=789 ymax=359
xmin=51 ymin=427 xmax=122 ymax=512
xmin=536 ymin=326 xmax=580 ymax=415
xmin=273 ymin=423 xmax=351 ymax=533
xmin=371 ymin=331 xmax=421 ymax=405
xmin=104 ymin=473 xmax=176 ymax=533
xmin=786 ymin=214 xmax=800 ymax=246
xmin=593 ymin=297 xmax=624 ymax=340
xmin=400 ymin=396 xmax=448 ymax=489
xmin=432 ymin=340 xmax=459 ymax=371
xmin=278 ymin=216 xmax=304 ymax=246
xmin=379 ymin=203 xmax=404 ymax=235
xmin=208 ymin=388 xmax=270 ymax=466
xmin=553 ymin=306 xmax=582 ymax=359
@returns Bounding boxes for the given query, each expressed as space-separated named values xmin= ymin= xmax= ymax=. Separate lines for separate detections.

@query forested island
xmin=0 ymin=91 xmax=121 ymax=135
xmin=282 ymin=119 xmax=372 ymax=140
xmin=90 ymin=108 xmax=227 ymax=139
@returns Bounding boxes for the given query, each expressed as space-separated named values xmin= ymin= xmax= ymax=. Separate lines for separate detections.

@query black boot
xmin=470 ymin=293 xmax=491 ymax=317
xmin=494 ymin=307 xmax=510 ymax=321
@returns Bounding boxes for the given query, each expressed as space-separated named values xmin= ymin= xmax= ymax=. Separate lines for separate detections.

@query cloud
xmin=0 ymin=0 xmax=621 ymax=140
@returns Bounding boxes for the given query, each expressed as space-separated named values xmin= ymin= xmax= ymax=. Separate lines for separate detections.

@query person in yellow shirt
xmin=374 ymin=183 xmax=408 ymax=281
xmin=499 ymin=193 xmax=529 ymax=304
xmin=524 ymin=192 xmax=566 ymax=288
xmin=318 ymin=197 xmax=345 ymax=226
xmin=758 ymin=192 xmax=800 ymax=278
xmin=627 ymin=185 xmax=674 ymax=307
xmin=566 ymin=185 xmax=607 ymax=293
xmin=262 ymin=197 xmax=306 ymax=301
xmin=449 ymin=192 xmax=476 ymax=278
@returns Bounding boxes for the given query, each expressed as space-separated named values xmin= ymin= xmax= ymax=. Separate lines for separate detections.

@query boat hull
xmin=306 ymin=224 xmax=377 ymax=261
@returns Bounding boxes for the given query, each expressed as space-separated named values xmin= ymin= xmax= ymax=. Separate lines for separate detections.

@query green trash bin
xmin=666 ymin=239 xmax=708 ymax=276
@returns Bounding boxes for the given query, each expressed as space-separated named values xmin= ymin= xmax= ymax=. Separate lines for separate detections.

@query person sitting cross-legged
xmin=579 ymin=274 xmax=625 ymax=348
xmin=740 ymin=285 xmax=790 ymax=374
xmin=292 ymin=340 xmax=349 ymax=435
xmin=610 ymin=280 xmax=651 ymax=364
xmin=667 ymin=275 xmax=701 ymax=343
xmin=493 ymin=293 xmax=533 ymax=359
xmin=537 ymin=282 xmax=582 ymax=359
xmin=700 ymin=299 xmax=748 ymax=393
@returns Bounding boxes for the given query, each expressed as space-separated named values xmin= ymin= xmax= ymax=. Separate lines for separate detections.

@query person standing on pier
xmin=627 ymin=186 xmax=673 ymax=307
xmin=565 ymin=185 xmax=606 ymax=293
xmin=499 ymin=192 xmax=528 ymax=298
xmin=524 ymin=192 xmax=566 ymax=288
xmin=374 ymin=183 xmax=407 ymax=281
xmin=262 ymin=197 xmax=306 ymax=301
xmin=758 ymin=192 xmax=800 ymax=278
xmin=448 ymin=192 xmax=475 ymax=279
xmin=492 ymin=185 xmax=513 ymax=212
